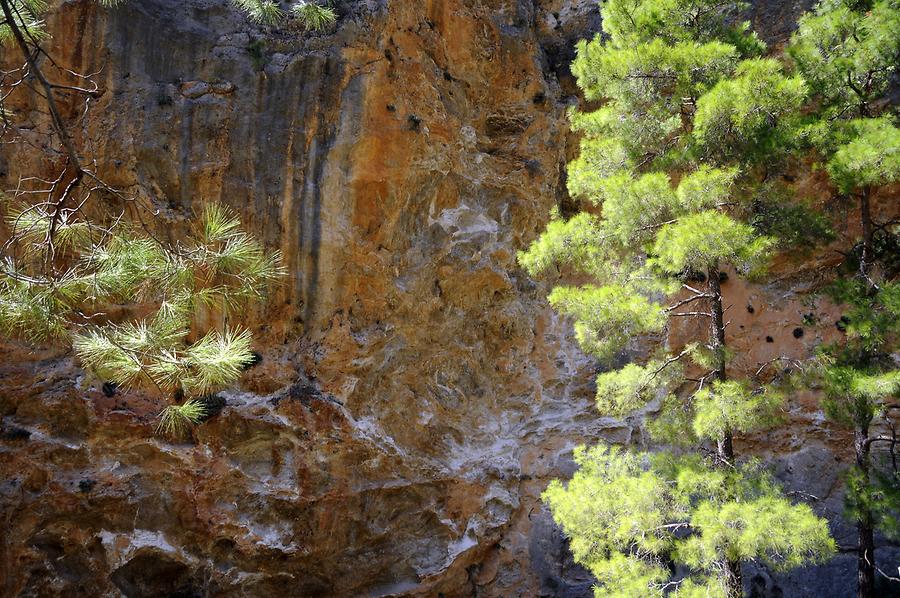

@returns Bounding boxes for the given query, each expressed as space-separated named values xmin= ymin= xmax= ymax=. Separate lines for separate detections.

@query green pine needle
xmin=72 ymin=328 xmax=145 ymax=387
xmin=200 ymin=203 xmax=243 ymax=244
xmin=5 ymin=203 xmax=92 ymax=253
xmin=0 ymin=0 xmax=50 ymax=41
xmin=157 ymin=400 xmax=208 ymax=436
xmin=181 ymin=328 xmax=254 ymax=395
xmin=0 ymin=273 xmax=68 ymax=341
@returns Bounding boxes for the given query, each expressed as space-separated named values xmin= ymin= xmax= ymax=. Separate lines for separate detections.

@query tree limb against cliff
xmin=0 ymin=0 xmax=283 ymax=434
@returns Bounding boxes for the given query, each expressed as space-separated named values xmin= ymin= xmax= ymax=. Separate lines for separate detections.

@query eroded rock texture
xmin=1 ymin=0 xmax=897 ymax=596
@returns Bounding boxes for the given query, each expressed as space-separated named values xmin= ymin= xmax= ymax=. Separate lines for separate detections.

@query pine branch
xmin=666 ymin=293 xmax=714 ymax=312
xmin=157 ymin=400 xmax=207 ymax=436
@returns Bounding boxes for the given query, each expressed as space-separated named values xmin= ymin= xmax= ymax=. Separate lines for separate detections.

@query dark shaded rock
xmin=242 ymin=350 xmax=264 ymax=370
xmin=197 ymin=394 xmax=227 ymax=420
xmin=485 ymin=113 xmax=532 ymax=137
xmin=836 ymin=316 xmax=851 ymax=332
xmin=1 ymin=422 xmax=31 ymax=441
xmin=109 ymin=549 xmax=200 ymax=598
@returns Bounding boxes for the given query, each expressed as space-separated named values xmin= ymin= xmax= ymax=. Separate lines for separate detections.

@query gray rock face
xmin=0 ymin=1 xmax=895 ymax=597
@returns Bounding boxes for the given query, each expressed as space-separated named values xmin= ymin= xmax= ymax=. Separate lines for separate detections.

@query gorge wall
xmin=1 ymin=0 xmax=896 ymax=596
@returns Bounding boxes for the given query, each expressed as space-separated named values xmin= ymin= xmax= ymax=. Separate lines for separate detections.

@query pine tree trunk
xmin=856 ymin=424 xmax=875 ymax=598
xmin=707 ymin=265 xmax=743 ymax=598
xmin=856 ymin=187 xmax=877 ymax=598
xmin=859 ymin=188 xmax=874 ymax=286
xmin=707 ymin=266 xmax=727 ymax=386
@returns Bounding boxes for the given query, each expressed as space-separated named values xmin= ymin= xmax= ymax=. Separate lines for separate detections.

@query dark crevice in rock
xmin=109 ymin=550 xmax=200 ymax=598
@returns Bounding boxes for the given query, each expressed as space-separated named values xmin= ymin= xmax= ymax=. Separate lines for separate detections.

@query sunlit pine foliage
xmin=789 ymin=3 xmax=900 ymax=588
xmin=0 ymin=202 xmax=282 ymax=433
xmin=519 ymin=1 xmax=836 ymax=595
xmin=230 ymin=0 xmax=337 ymax=29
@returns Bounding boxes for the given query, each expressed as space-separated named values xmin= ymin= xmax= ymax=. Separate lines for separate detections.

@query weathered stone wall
xmin=1 ymin=1 xmax=897 ymax=596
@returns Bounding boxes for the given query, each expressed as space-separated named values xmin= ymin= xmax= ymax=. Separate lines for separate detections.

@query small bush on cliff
xmin=520 ymin=1 xmax=836 ymax=595
xmin=292 ymin=1 xmax=337 ymax=31
xmin=232 ymin=0 xmax=284 ymax=24
xmin=232 ymin=0 xmax=337 ymax=30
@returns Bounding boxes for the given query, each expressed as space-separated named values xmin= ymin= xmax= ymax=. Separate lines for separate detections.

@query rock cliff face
xmin=0 ymin=1 xmax=897 ymax=597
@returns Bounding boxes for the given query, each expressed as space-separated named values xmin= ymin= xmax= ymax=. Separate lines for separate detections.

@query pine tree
xmin=789 ymin=2 xmax=900 ymax=595
xmin=520 ymin=1 xmax=836 ymax=595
